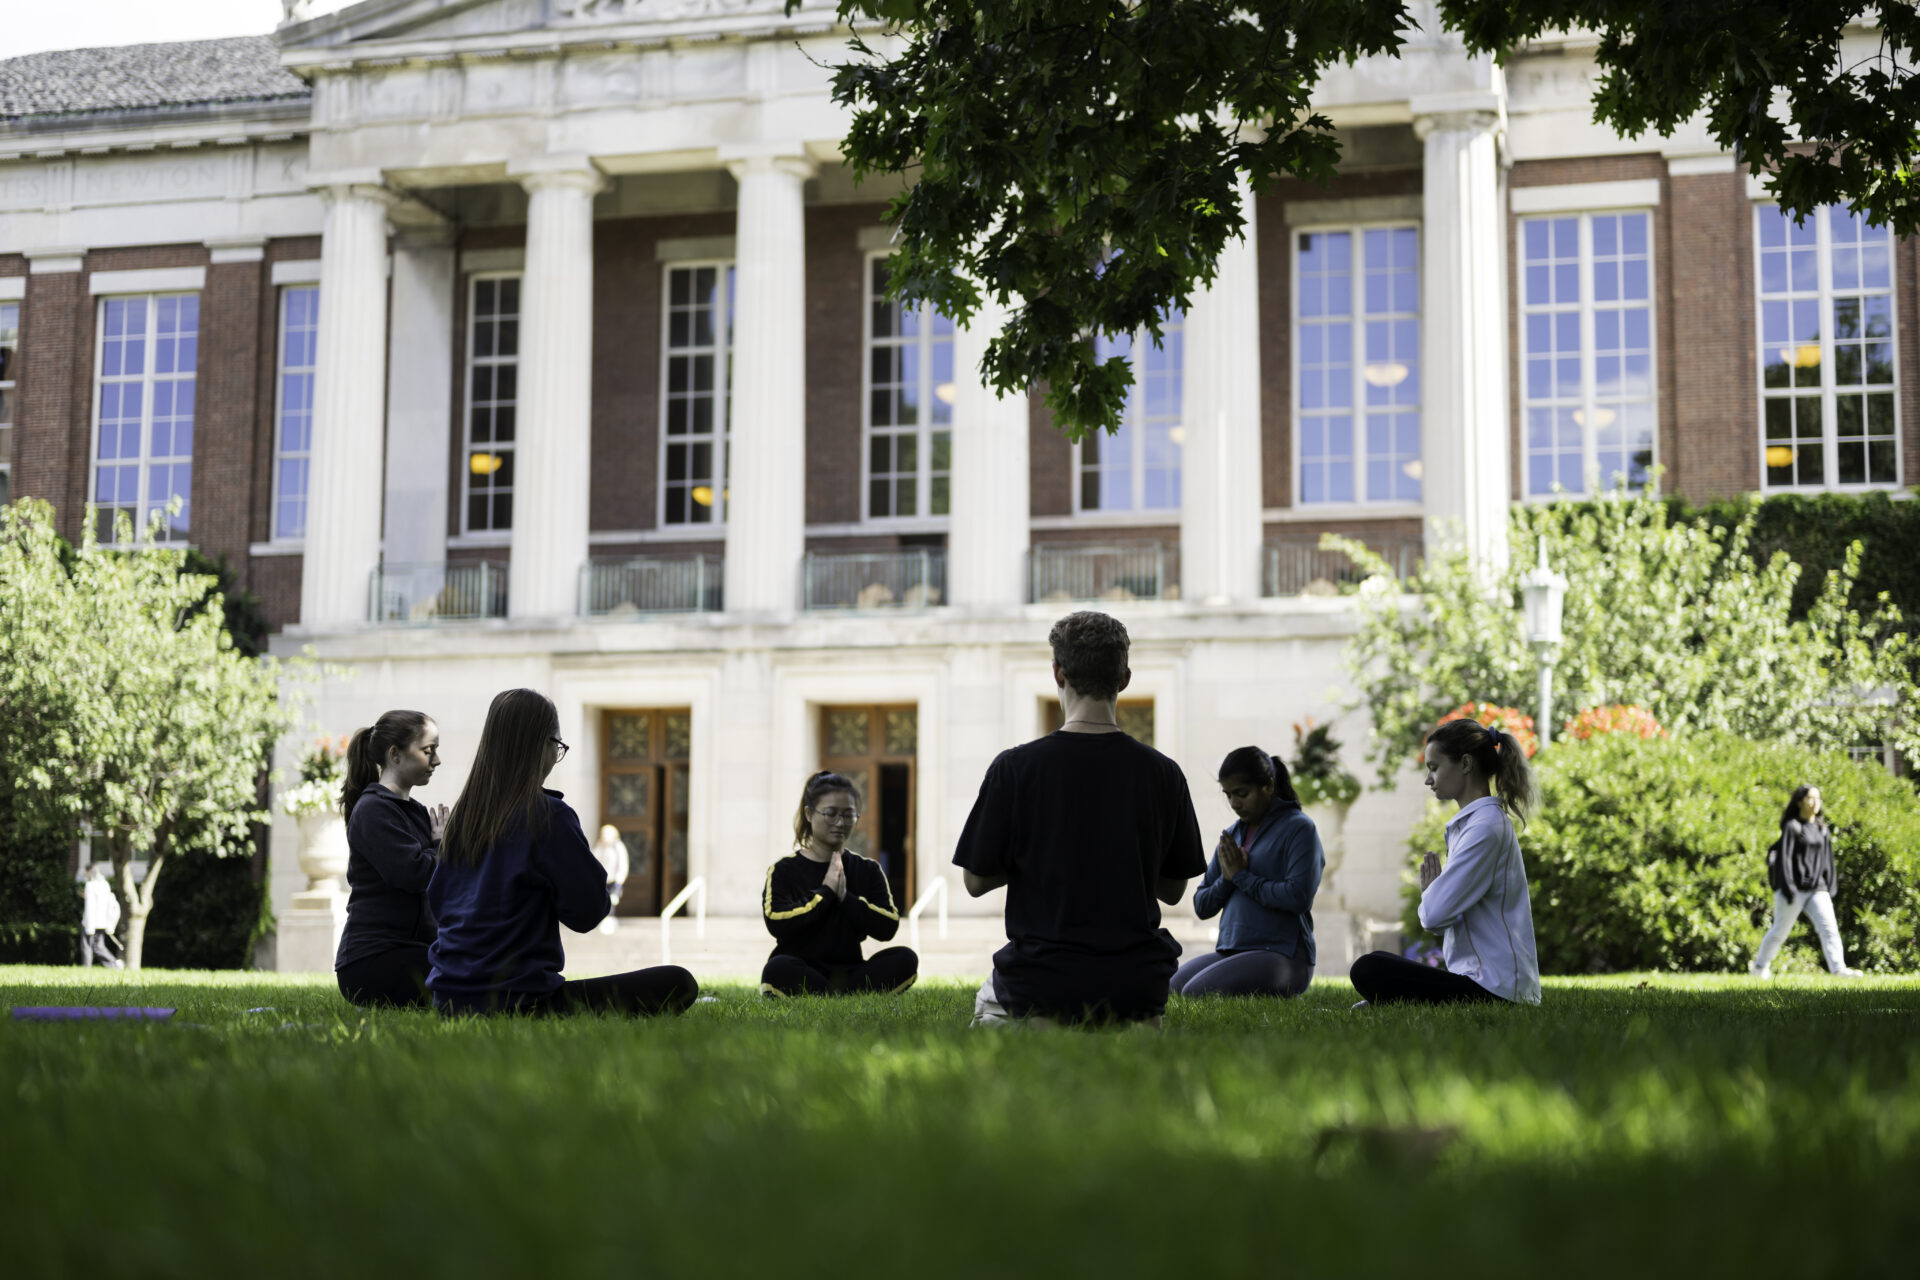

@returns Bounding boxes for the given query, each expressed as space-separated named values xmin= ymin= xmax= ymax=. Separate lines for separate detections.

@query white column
xmin=507 ymin=159 xmax=604 ymax=619
xmin=300 ymin=181 xmax=394 ymax=629
xmin=947 ymin=290 xmax=1030 ymax=609
xmin=382 ymin=229 xmax=455 ymax=568
xmin=1415 ymin=105 xmax=1511 ymax=574
xmin=1180 ymin=173 xmax=1265 ymax=605
xmin=722 ymin=150 xmax=814 ymax=615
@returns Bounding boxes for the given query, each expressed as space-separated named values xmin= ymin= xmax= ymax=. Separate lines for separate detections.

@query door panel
xmin=820 ymin=704 xmax=917 ymax=911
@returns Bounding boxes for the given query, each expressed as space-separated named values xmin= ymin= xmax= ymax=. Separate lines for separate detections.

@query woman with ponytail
xmin=427 ymin=688 xmax=698 ymax=1017
xmin=335 ymin=710 xmax=444 ymax=1007
xmin=759 ymin=770 xmax=919 ymax=997
xmin=1171 ymin=747 xmax=1323 ymax=998
xmin=1350 ymin=717 xmax=1542 ymax=1007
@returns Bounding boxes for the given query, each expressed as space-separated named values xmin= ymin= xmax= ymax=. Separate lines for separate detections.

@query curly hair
xmin=1048 ymin=611 xmax=1131 ymax=702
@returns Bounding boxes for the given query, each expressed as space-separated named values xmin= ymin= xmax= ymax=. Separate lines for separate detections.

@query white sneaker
xmin=1832 ymin=966 xmax=1864 ymax=978
xmin=1748 ymin=964 xmax=1772 ymax=979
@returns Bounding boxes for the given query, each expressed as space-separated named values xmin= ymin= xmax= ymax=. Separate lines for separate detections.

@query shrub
xmin=1563 ymin=704 xmax=1665 ymax=742
xmin=0 ymin=789 xmax=79 ymax=965
xmin=1401 ymin=733 xmax=1920 ymax=974
xmin=1288 ymin=720 xmax=1361 ymax=806
xmin=142 ymin=843 xmax=271 ymax=970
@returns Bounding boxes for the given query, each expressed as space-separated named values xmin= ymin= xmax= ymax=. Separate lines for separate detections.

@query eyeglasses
xmin=550 ymin=736 xmax=570 ymax=762
xmin=811 ymin=808 xmax=860 ymax=824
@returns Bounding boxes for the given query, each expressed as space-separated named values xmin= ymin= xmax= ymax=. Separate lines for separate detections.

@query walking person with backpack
xmin=79 ymin=863 xmax=122 ymax=969
xmin=1750 ymin=784 xmax=1863 ymax=979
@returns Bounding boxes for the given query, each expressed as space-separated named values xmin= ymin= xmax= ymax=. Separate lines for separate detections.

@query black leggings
xmin=337 ymin=943 xmax=431 ymax=1009
xmin=435 ymin=966 xmax=700 ymax=1017
xmin=761 ymin=947 xmax=919 ymax=996
xmin=1349 ymin=950 xmax=1499 ymax=1005
xmin=1170 ymin=948 xmax=1313 ymax=997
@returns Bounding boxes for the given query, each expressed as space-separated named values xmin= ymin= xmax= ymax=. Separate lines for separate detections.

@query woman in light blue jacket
xmin=1172 ymin=747 xmax=1323 ymax=998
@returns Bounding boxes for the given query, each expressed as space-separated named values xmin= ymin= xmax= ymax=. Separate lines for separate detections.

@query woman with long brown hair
xmin=336 ymin=710 xmax=444 ymax=1008
xmin=1349 ymin=716 xmax=1542 ymax=1007
xmin=427 ymin=688 xmax=698 ymax=1016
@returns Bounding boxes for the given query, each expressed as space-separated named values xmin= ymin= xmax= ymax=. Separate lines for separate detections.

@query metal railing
xmin=1028 ymin=542 xmax=1178 ymax=603
xmin=802 ymin=548 xmax=946 ymax=610
xmin=1263 ymin=536 xmax=1422 ymax=598
xmin=907 ymin=876 xmax=949 ymax=953
xmin=659 ymin=876 xmax=707 ymax=966
xmin=369 ymin=561 xmax=507 ymax=624
xmin=580 ymin=554 xmax=722 ymax=617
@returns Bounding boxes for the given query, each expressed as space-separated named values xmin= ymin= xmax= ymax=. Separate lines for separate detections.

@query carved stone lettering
xmin=75 ymin=155 xmax=224 ymax=206
xmin=0 ymin=169 xmax=50 ymax=213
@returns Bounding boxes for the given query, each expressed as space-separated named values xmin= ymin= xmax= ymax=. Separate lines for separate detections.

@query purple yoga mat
xmin=11 ymin=1006 xmax=175 ymax=1021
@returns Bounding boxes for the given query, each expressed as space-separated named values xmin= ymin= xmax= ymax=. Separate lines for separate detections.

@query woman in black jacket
xmin=760 ymin=771 xmax=918 ymax=996
xmin=1750 ymin=784 xmax=1863 ymax=979
xmin=335 ymin=710 xmax=447 ymax=1007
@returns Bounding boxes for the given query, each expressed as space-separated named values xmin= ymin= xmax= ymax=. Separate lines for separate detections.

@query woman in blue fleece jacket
xmin=427 ymin=688 xmax=697 ymax=1017
xmin=1172 ymin=746 xmax=1323 ymax=998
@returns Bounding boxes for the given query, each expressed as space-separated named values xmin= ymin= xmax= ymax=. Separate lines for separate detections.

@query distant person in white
xmin=80 ymin=863 xmax=122 ymax=968
xmin=1349 ymin=717 xmax=1541 ymax=1006
xmin=592 ymin=825 xmax=631 ymax=935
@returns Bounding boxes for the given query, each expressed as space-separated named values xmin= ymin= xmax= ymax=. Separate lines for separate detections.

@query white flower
xmin=280 ymin=778 xmax=339 ymax=818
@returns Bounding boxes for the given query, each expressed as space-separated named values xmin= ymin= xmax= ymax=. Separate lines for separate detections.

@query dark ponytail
xmin=340 ymin=709 xmax=433 ymax=820
xmin=793 ymin=770 xmax=860 ymax=845
xmin=1217 ymin=746 xmax=1301 ymax=807
xmin=1427 ymin=717 xmax=1538 ymax=827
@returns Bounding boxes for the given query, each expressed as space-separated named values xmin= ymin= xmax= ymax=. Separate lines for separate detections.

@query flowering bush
xmin=1563 ymin=704 xmax=1665 ymax=742
xmin=1435 ymin=702 xmax=1538 ymax=758
xmin=281 ymin=735 xmax=346 ymax=818
xmin=1289 ymin=719 xmax=1362 ymax=807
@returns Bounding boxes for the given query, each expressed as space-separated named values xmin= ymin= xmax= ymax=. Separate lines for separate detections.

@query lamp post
xmin=1521 ymin=535 xmax=1568 ymax=749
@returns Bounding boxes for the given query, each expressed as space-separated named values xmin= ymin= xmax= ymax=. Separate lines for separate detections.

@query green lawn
xmin=5 ymin=969 xmax=1918 ymax=1278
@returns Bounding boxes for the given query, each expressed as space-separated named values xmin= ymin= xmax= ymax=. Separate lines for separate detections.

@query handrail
xmin=659 ymin=876 xmax=707 ymax=965
xmin=906 ymin=876 xmax=948 ymax=953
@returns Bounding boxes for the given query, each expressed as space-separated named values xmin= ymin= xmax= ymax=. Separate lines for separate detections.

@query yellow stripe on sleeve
xmin=763 ymin=855 xmax=831 ymax=921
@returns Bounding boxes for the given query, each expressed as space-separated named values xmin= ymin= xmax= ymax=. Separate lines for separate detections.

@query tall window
xmin=1076 ymin=313 xmax=1184 ymax=512
xmin=1521 ymin=211 xmax=1656 ymax=496
xmin=866 ymin=254 xmax=954 ymax=519
xmin=92 ymin=293 xmax=197 ymax=544
xmin=1757 ymin=205 xmax=1898 ymax=489
xmin=464 ymin=275 xmax=520 ymax=533
xmin=273 ymin=285 xmax=318 ymax=540
xmin=1296 ymin=225 xmax=1420 ymax=505
xmin=0 ymin=300 xmax=17 ymax=508
xmin=661 ymin=262 xmax=733 ymax=526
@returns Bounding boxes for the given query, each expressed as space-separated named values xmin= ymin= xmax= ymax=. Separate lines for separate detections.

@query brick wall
xmin=1665 ymin=167 xmax=1753 ymax=500
xmin=198 ymin=260 xmax=263 ymax=572
xmin=805 ymin=202 xmax=883 ymax=527
xmin=0 ymin=255 xmax=22 ymax=480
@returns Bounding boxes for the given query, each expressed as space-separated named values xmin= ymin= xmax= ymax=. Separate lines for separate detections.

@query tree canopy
xmin=820 ymin=1 xmax=1920 ymax=439
xmin=0 ymin=500 xmax=307 ymax=968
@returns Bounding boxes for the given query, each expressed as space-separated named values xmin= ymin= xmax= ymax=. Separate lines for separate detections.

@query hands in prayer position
xmin=1217 ymin=833 xmax=1249 ymax=881
xmin=1419 ymin=851 xmax=1441 ymax=891
xmin=823 ymin=852 xmax=848 ymax=900
xmin=427 ymin=804 xmax=450 ymax=843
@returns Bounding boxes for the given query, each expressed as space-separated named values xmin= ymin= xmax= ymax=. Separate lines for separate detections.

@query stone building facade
xmin=1 ymin=2 xmax=1911 ymax=970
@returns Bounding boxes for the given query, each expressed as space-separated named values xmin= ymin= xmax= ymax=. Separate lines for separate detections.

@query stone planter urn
xmin=1302 ymin=799 xmax=1352 ymax=908
xmin=296 ymin=810 xmax=351 ymax=893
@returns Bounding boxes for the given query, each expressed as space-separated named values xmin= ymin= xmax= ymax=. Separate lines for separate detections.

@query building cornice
xmin=0 ymin=103 xmax=310 ymax=164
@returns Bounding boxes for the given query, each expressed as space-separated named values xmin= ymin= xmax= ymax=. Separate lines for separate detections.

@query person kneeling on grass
xmin=427 ymin=688 xmax=698 ymax=1017
xmin=1349 ymin=717 xmax=1541 ymax=1008
xmin=759 ymin=771 xmax=918 ymax=997
xmin=1173 ymin=747 xmax=1323 ymax=999
xmin=954 ymin=611 xmax=1205 ymax=1028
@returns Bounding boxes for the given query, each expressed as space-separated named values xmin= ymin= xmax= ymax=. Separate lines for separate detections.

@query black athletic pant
xmin=761 ymin=947 xmax=919 ymax=996
xmin=1349 ymin=950 xmax=1500 ymax=1005
xmin=337 ymin=943 xmax=432 ymax=1009
xmin=435 ymin=965 xmax=699 ymax=1017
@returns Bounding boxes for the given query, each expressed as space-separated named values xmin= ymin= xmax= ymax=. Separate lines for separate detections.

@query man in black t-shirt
xmin=953 ymin=611 xmax=1206 ymax=1026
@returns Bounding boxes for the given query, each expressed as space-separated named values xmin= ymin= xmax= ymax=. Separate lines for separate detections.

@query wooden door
xmin=601 ymin=708 xmax=692 ymax=916
xmin=819 ymin=704 xmax=917 ymax=914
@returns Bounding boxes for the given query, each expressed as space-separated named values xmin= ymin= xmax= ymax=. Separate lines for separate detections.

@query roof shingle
xmin=0 ymin=35 xmax=309 ymax=121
